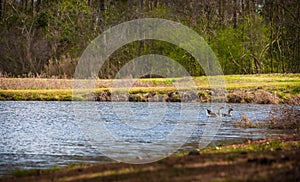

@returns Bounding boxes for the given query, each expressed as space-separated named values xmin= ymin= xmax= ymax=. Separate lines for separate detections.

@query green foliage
xmin=146 ymin=4 xmax=171 ymax=18
xmin=47 ymin=0 xmax=93 ymax=58
xmin=0 ymin=0 xmax=299 ymax=77
xmin=36 ymin=11 xmax=49 ymax=29
xmin=211 ymin=26 xmax=244 ymax=74
xmin=210 ymin=14 xmax=271 ymax=75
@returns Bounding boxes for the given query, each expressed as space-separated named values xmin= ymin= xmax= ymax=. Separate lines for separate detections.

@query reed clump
xmin=234 ymin=114 xmax=259 ymax=128
xmin=268 ymin=105 xmax=300 ymax=131
xmin=234 ymin=106 xmax=300 ymax=132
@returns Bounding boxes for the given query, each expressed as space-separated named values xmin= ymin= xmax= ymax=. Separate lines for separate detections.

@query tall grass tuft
xmin=268 ymin=105 xmax=300 ymax=131
xmin=234 ymin=114 xmax=258 ymax=128
xmin=234 ymin=105 xmax=300 ymax=132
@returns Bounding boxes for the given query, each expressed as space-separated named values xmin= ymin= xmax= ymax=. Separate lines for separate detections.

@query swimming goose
xmin=206 ymin=108 xmax=222 ymax=117
xmin=222 ymin=108 xmax=233 ymax=117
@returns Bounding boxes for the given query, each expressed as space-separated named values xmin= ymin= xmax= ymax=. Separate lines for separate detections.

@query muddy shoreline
xmin=0 ymin=89 xmax=299 ymax=105
xmin=94 ymin=89 xmax=300 ymax=105
xmin=1 ymin=135 xmax=299 ymax=182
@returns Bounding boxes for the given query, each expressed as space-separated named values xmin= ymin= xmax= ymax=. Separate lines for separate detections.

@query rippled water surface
xmin=0 ymin=101 xmax=286 ymax=175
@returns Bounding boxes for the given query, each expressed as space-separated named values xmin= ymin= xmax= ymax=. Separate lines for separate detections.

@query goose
xmin=222 ymin=108 xmax=233 ymax=117
xmin=206 ymin=108 xmax=222 ymax=117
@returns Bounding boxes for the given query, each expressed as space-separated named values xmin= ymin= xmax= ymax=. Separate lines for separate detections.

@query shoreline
xmin=1 ymin=134 xmax=299 ymax=181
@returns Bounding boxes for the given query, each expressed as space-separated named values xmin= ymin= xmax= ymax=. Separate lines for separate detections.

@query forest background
xmin=0 ymin=0 xmax=299 ymax=78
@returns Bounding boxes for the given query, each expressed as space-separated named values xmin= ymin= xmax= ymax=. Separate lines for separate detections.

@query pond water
xmin=0 ymin=101 xmax=287 ymax=175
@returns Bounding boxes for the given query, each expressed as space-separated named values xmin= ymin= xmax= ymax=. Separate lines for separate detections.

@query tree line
xmin=0 ymin=0 xmax=299 ymax=78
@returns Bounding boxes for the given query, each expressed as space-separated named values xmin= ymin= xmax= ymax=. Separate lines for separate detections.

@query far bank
xmin=0 ymin=74 xmax=299 ymax=104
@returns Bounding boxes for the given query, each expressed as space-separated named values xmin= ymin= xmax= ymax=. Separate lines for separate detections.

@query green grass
xmin=216 ymin=74 xmax=300 ymax=91
xmin=13 ymin=170 xmax=38 ymax=178
xmin=0 ymin=89 xmax=73 ymax=101
xmin=13 ymin=166 xmax=61 ymax=178
xmin=199 ymin=140 xmax=299 ymax=154
xmin=140 ymin=78 xmax=178 ymax=85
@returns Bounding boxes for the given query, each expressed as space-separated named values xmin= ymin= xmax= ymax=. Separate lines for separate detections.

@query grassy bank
xmin=1 ymin=135 xmax=299 ymax=182
xmin=0 ymin=74 xmax=299 ymax=104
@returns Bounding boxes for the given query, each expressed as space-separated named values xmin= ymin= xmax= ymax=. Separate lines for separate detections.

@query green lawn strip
xmin=0 ymin=89 xmax=83 ymax=101
xmin=173 ymin=138 xmax=300 ymax=159
xmin=200 ymin=140 xmax=300 ymax=154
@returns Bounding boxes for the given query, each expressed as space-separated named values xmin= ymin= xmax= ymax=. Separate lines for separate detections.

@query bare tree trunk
xmin=88 ymin=0 xmax=93 ymax=7
xmin=36 ymin=0 xmax=41 ymax=12
xmin=0 ymin=0 xmax=7 ymax=18
xmin=137 ymin=0 xmax=144 ymax=57
xmin=0 ymin=0 xmax=2 ymax=17
xmin=31 ymin=0 xmax=34 ymax=15
xmin=218 ymin=0 xmax=224 ymax=25
xmin=233 ymin=0 xmax=237 ymax=28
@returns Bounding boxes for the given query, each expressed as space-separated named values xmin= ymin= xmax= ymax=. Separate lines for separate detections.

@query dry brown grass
xmin=254 ymin=90 xmax=280 ymax=104
xmin=268 ymin=105 xmax=300 ymax=131
xmin=0 ymin=78 xmax=73 ymax=90
xmin=227 ymin=89 xmax=254 ymax=103
xmin=234 ymin=114 xmax=259 ymax=128
xmin=234 ymin=106 xmax=300 ymax=131
xmin=227 ymin=89 xmax=279 ymax=104
xmin=288 ymin=94 xmax=300 ymax=105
